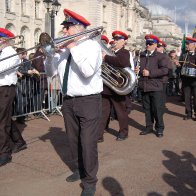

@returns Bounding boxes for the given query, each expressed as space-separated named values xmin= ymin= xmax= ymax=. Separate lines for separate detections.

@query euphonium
xmin=94 ymin=34 xmax=137 ymax=95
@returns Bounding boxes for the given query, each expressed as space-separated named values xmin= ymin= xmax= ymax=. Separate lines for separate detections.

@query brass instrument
xmin=0 ymin=35 xmax=24 ymax=48
xmin=0 ymin=55 xmax=44 ymax=75
xmin=40 ymin=26 xmax=104 ymax=58
xmin=40 ymin=26 xmax=136 ymax=95
xmin=94 ymin=34 xmax=137 ymax=95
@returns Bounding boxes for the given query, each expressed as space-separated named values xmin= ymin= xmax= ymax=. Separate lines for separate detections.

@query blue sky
xmin=140 ymin=0 xmax=196 ymax=34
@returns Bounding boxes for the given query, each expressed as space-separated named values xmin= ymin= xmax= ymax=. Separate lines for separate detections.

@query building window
xmin=21 ymin=26 xmax=28 ymax=48
xmin=35 ymin=0 xmax=40 ymax=19
xmin=5 ymin=0 xmax=11 ymax=12
xmin=21 ymin=0 xmax=27 ymax=15
xmin=34 ymin=29 xmax=41 ymax=45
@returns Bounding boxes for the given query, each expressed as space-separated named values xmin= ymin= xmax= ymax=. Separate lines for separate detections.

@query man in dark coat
xmin=98 ymin=30 xmax=130 ymax=142
xmin=180 ymin=37 xmax=196 ymax=120
xmin=135 ymin=34 xmax=168 ymax=138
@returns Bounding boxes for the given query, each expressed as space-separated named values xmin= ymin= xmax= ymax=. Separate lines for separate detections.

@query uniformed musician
xmin=98 ymin=30 xmax=130 ymax=142
xmin=44 ymin=9 xmax=102 ymax=196
xmin=180 ymin=37 xmax=196 ymax=120
xmin=135 ymin=34 xmax=168 ymax=137
xmin=0 ymin=28 xmax=27 ymax=167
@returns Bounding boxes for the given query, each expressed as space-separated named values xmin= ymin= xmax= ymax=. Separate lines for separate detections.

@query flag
xmin=181 ymin=34 xmax=186 ymax=54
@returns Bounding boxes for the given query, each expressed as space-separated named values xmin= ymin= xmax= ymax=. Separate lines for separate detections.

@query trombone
xmin=0 ymin=26 xmax=103 ymax=74
xmin=0 ymin=26 xmax=103 ymax=63
xmin=0 ymin=35 xmax=24 ymax=46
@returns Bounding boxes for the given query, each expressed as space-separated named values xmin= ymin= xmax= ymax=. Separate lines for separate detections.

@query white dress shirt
xmin=45 ymin=36 xmax=103 ymax=97
xmin=0 ymin=46 xmax=19 ymax=86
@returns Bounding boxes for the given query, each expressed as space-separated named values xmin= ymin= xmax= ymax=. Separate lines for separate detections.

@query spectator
xmin=15 ymin=48 xmax=39 ymax=123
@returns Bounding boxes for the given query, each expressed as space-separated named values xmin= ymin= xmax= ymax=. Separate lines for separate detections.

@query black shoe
xmin=139 ymin=130 xmax=153 ymax=135
xmin=156 ymin=132 xmax=164 ymax=138
xmin=0 ymin=155 xmax=12 ymax=167
xmin=97 ymin=138 xmax=104 ymax=143
xmin=12 ymin=142 xmax=27 ymax=153
xmin=81 ymin=186 xmax=96 ymax=196
xmin=116 ymin=133 xmax=128 ymax=141
xmin=66 ymin=170 xmax=85 ymax=182
xmin=183 ymin=116 xmax=192 ymax=120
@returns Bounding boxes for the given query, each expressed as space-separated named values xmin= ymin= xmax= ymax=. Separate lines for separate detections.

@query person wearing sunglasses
xmin=44 ymin=9 xmax=103 ymax=196
xmin=179 ymin=37 xmax=196 ymax=120
xmin=134 ymin=34 xmax=168 ymax=138
xmin=98 ymin=30 xmax=130 ymax=142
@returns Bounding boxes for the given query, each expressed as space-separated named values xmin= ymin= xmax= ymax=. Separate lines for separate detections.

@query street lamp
xmin=43 ymin=0 xmax=61 ymax=39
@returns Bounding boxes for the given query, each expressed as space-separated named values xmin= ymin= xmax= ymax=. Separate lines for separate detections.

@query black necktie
xmin=62 ymin=54 xmax=72 ymax=95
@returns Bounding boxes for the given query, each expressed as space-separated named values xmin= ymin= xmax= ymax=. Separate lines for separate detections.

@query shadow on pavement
xmin=162 ymin=150 xmax=196 ymax=196
xmin=128 ymin=117 xmax=145 ymax=132
xmin=164 ymin=108 xmax=185 ymax=119
xmin=106 ymin=127 xmax=119 ymax=137
xmin=166 ymin=96 xmax=184 ymax=107
xmin=102 ymin=176 xmax=125 ymax=196
xmin=147 ymin=192 xmax=163 ymax=196
xmin=39 ymin=127 xmax=76 ymax=172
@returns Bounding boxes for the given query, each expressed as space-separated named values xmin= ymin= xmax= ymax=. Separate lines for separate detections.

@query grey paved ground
xmin=0 ymin=96 xmax=196 ymax=196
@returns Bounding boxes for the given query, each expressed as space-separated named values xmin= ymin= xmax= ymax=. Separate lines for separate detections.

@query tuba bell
xmin=94 ymin=34 xmax=137 ymax=95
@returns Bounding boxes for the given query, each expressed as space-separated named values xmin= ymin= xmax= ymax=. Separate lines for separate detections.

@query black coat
xmin=138 ymin=50 xmax=168 ymax=92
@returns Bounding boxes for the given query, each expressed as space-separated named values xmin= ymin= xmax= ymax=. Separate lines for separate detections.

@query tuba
xmin=94 ymin=34 xmax=137 ymax=95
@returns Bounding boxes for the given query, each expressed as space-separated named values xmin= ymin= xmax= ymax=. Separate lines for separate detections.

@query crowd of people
xmin=0 ymin=7 xmax=196 ymax=196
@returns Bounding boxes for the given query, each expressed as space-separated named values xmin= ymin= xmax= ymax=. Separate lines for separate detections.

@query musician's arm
xmin=0 ymin=49 xmax=20 ymax=72
xmin=104 ymin=50 xmax=130 ymax=67
xmin=70 ymin=41 xmax=102 ymax=78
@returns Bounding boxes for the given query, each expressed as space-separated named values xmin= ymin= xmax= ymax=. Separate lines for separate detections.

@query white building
xmin=0 ymin=0 xmax=181 ymax=51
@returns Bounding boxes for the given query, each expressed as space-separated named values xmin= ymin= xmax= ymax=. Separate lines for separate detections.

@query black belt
xmin=63 ymin=93 xmax=100 ymax=100
xmin=0 ymin=84 xmax=15 ymax=87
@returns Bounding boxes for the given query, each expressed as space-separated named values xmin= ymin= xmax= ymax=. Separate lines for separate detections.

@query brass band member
xmin=180 ymin=37 xmax=196 ymax=120
xmin=0 ymin=28 xmax=27 ymax=167
xmin=135 ymin=34 xmax=168 ymax=137
xmin=98 ymin=30 xmax=130 ymax=142
xmin=44 ymin=9 xmax=102 ymax=196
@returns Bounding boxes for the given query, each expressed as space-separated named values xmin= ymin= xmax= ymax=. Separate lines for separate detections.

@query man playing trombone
xmin=0 ymin=28 xmax=27 ymax=167
xmin=44 ymin=9 xmax=103 ymax=196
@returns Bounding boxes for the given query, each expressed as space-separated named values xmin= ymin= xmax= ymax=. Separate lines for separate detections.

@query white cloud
xmin=140 ymin=0 xmax=196 ymax=32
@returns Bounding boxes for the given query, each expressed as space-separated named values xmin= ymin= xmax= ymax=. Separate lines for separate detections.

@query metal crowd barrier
xmin=12 ymin=73 xmax=63 ymax=121
xmin=48 ymin=75 xmax=63 ymax=116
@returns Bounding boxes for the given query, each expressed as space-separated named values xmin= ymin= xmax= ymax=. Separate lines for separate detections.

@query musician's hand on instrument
xmin=143 ymin=69 xmax=149 ymax=76
xmin=66 ymin=40 xmax=77 ymax=49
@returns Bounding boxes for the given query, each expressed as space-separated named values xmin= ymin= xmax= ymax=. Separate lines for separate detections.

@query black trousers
xmin=62 ymin=94 xmax=102 ymax=189
xmin=98 ymin=94 xmax=129 ymax=139
xmin=0 ymin=85 xmax=25 ymax=158
xmin=142 ymin=91 xmax=165 ymax=133
xmin=182 ymin=77 xmax=196 ymax=117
